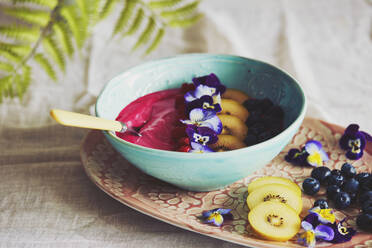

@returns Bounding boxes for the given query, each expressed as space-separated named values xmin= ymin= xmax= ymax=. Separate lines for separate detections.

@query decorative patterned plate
xmin=80 ymin=118 xmax=372 ymax=248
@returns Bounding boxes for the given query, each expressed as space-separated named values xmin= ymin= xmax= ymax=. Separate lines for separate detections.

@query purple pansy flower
xmin=298 ymin=220 xmax=334 ymax=248
xmin=189 ymin=142 xmax=214 ymax=153
xmin=184 ymin=84 xmax=222 ymax=103
xmin=185 ymin=95 xmax=222 ymax=115
xmin=339 ymin=124 xmax=372 ymax=160
xmin=201 ymin=208 xmax=232 ymax=226
xmin=181 ymin=108 xmax=222 ymax=134
xmin=305 ymin=140 xmax=329 ymax=167
xmin=326 ymin=219 xmax=356 ymax=243
xmin=308 ymin=207 xmax=336 ymax=224
xmin=192 ymin=73 xmax=226 ymax=95
xmin=186 ymin=125 xmax=218 ymax=146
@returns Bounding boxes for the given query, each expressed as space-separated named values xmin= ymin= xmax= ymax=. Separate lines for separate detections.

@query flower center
xmin=348 ymin=139 xmax=361 ymax=154
xmin=301 ymin=230 xmax=315 ymax=245
xmin=307 ymin=152 xmax=322 ymax=166
xmin=202 ymin=102 xmax=214 ymax=110
xmin=338 ymin=225 xmax=349 ymax=235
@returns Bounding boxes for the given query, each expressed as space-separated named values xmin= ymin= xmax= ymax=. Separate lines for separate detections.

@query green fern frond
xmin=0 ymin=62 xmax=14 ymax=73
xmin=12 ymin=0 xmax=58 ymax=9
xmin=0 ymin=49 xmax=22 ymax=63
xmin=145 ymin=28 xmax=164 ymax=54
xmin=42 ymin=36 xmax=65 ymax=72
xmin=0 ymin=26 xmax=40 ymax=43
xmin=160 ymin=1 xmax=200 ymax=19
xmin=0 ymin=43 xmax=32 ymax=57
xmin=168 ymin=13 xmax=202 ymax=27
xmin=148 ymin=0 xmax=183 ymax=9
xmin=113 ymin=0 xmax=136 ymax=35
xmin=132 ymin=18 xmax=156 ymax=50
xmin=0 ymin=75 xmax=13 ymax=100
xmin=125 ymin=8 xmax=144 ymax=35
xmin=60 ymin=6 xmax=85 ymax=48
xmin=2 ymin=7 xmax=51 ymax=26
xmin=16 ymin=65 xmax=31 ymax=98
xmin=99 ymin=0 xmax=118 ymax=20
xmin=53 ymin=22 xmax=74 ymax=57
xmin=34 ymin=53 xmax=57 ymax=81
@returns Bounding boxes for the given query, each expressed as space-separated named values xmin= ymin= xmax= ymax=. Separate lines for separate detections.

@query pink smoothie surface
xmin=115 ymin=88 xmax=187 ymax=151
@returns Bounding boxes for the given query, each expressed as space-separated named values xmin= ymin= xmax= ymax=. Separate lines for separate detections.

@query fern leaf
xmin=0 ymin=50 xmax=22 ymax=63
xmin=0 ymin=75 xmax=13 ymax=99
xmin=148 ymin=0 xmax=183 ymax=9
xmin=145 ymin=28 xmax=164 ymax=54
xmin=2 ymin=7 xmax=51 ymax=26
xmin=16 ymin=65 xmax=31 ymax=98
xmin=0 ymin=26 xmax=40 ymax=43
xmin=99 ymin=0 xmax=118 ymax=20
xmin=12 ymin=0 xmax=58 ymax=9
xmin=60 ymin=6 xmax=85 ymax=48
xmin=42 ymin=36 xmax=65 ymax=72
xmin=53 ymin=22 xmax=74 ymax=57
xmin=132 ymin=18 xmax=156 ymax=50
xmin=0 ymin=43 xmax=31 ymax=57
xmin=113 ymin=0 xmax=136 ymax=35
xmin=34 ymin=53 xmax=57 ymax=81
xmin=125 ymin=8 xmax=144 ymax=35
xmin=160 ymin=1 xmax=200 ymax=19
xmin=168 ymin=13 xmax=203 ymax=27
xmin=0 ymin=62 xmax=14 ymax=73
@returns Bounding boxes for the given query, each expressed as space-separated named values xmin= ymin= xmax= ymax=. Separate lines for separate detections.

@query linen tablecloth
xmin=1 ymin=0 xmax=371 ymax=247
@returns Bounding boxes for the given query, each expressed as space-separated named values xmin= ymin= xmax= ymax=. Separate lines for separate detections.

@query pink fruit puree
xmin=115 ymin=88 xmax=186 ymax=151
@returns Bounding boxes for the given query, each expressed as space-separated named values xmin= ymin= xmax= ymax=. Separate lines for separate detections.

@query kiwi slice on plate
xmin=248 ymin=201 xmax=301 ymax=242
xmin=248 ymin=176 xmax=301 ymax=196
xmin=247 ymin=183 xmax=303 ymax=214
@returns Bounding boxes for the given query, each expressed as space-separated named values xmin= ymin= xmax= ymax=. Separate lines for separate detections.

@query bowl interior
xmin=96 ymin=54 xmax=305 ymax=134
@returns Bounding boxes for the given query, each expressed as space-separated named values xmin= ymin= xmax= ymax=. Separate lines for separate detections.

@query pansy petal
xmin=217 ymin=208 xmax=231 ymax=215
xmin=180 ymin=119 xmax=194 ymax=125
xmin=305 ymin=140 xmax=322 ymax=154
xmin=194 ymin=85 xmax=215 ymax=98
xmin=361 ymin=131 xmax=372 ymax=142
xmin=212 ymin=214 xmax=224 ymax=226
xmin=200 ymin=115 xmax=222 ymax=134
xmin=189 ymin=108 xmax=206 ymax=122
xmin=184 ymin=91 xmax=196 ymax=102
xmin=315 ymin=225 xmax=334 ymax=241
xmin=319 ymin=148 xmax=329 ymax=161
xmin=213 ymin=94 xmax=221 ymax=105
xmin=344 ymin=124 xmax=360 ymax=135
xmin=202 ymin=210 xmax=213 ymax=218
xmin=307 ymin=152 xmax=323 ymax=167
xmin=190 ymin=142 xmax=204 ymax=150
xmin=301 ymin=221 xmax=314 ymax=231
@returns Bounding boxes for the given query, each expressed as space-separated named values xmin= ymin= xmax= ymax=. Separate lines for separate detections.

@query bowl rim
xmin=95 ymin=53 xmax=307 ymax=157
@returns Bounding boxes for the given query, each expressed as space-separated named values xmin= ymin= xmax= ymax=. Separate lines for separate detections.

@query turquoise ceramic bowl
xmin=96 ymin=54 xmax=307 ymax=192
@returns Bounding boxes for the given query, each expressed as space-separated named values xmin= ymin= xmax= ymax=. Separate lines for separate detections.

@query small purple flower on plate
xmin=308 ymin=207 xmax=336 ymax=224
xmin=185 ymin=95 xmax=222 ymax=115
xmin=201 ymin=208 xmax=232 ymax=227
xmin=298 ymin=220 xmax=334 ymax=248
xmin=326 ymin=219 xmax=356 ymax=243
xmin=339 ymin=124 xmax=372 ymax=160
xmin=304 ymin=140 xmax=329 ymax=167
xmin=181 ymin=108 xmax=222 ymax=134
xmin=186 ymin=125 xmax=218 ymax=146
xmin=189 ymin=142 xmax=214 ymax=153
xmin=285 ymin=148 xmax=309 ymax=165
xmin=192 ymin=73 xmax=226 ymax=95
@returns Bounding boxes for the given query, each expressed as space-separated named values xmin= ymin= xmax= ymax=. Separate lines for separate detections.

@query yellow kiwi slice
xmin=210 ymin=134 xmax=246 ymax=152
xmin=219 ymin=114 xmax=248 ymax=141
xmin=248 ymin=201 xmax=301 ymax=242
xmin=248 ymin=176 xmax=301 ymax=196
xmin=219 ymin=99 xmax=249 ymax=122
xmin=247 ymin=184 xmax=302 ymax=214
xmin=222 ymin=88 xmax=250 ymax=104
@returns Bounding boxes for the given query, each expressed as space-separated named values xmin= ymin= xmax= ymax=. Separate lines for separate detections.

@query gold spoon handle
xmin=50 ymin=109 xmax=124 ymax=132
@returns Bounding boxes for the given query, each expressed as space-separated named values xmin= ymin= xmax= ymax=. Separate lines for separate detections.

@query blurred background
xmin=0 ymin=0 xmax=371 ymax=247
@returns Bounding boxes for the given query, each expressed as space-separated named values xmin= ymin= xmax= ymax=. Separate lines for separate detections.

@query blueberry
xmin=244 ymin=134 xmax=258 ymax=146
xmin=265 ymin=105 xmax=284 ymax=120
xmin=311 ymin=166 xmax=331 ymax=185
xmin=302 ymin=178 xmax=320 ymax=195
xmin=360 ymin=177 xmax=372 ymax=193
xmin=313 ymin=199 xmax=329 ymax=209
xmin=362 ymin=200 xmax=372 ymax=214
xmin=249 ymin=122 xmax=266 ymax=135
xmin=341 ymin=163 xmax=356 ymax=178
xmin=331 ymin=169 xmax=342 ymax=176
xmin=259 ymin=98 xmax=274 ymax=112
xmin=342 ymin=178 xmax=359 ymax=194
xmin=334 ymin=191 xmax=351 ymax=209
xmin=326 ymin=173 xmax=344 ymax=187
xmin=327 ymin=185 xmax=341 ymax=200
xmin=258 ymin=131 xmax=272 ymax=142
xmin=359 ymin=191 xmax=372 ymax=203
xmin=355 ymin=172 xmax=371 ymax=184
xmin=356 ymin=213 xmax=372 ymax=231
